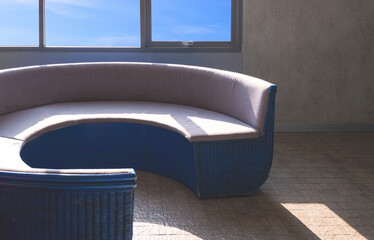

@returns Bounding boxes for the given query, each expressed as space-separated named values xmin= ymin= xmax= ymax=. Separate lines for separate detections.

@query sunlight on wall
xmin=281 ymin=203 xmax=367 ymax=240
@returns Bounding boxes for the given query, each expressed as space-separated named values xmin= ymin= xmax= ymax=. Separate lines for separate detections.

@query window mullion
xmin=143 ymin=0 xmax=152 ymax=48
xmin=140 ymin=0 xmax=148 ymax=48
xmin=232 ymin=0 xmax=242 ymax=49
xmin=39 ymin=0 xmax=45 ymax=48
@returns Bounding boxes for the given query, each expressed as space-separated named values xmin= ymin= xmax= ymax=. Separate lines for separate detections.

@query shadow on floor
xmin=133 ymin=170 xmax=319 ymax=240
xmin=133 ymin=133 xmax=374 ymax=240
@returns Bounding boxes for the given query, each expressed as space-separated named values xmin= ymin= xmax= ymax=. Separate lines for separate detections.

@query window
xmin=146 ymin=0 xmax=242 ymax=49
xmin=0 ymin=0 xmax=242 ymax=51
xmin=46 ymin=0 xmax=140 ymax=47
xmin=151 ymin=0 xmax=231 ymax=42
xmin=0 ymin=0 xmax=39 ymax=46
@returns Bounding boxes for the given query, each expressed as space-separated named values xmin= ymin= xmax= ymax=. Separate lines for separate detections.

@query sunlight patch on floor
xmin=133 ymin=222 xmax=203 ymax=240
xmin=281 ymin=203 xmax=367 ymax=240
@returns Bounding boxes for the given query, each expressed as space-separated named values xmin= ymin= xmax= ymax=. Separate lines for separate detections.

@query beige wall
xmin=243 ymin=0 xmax=374 ymax=127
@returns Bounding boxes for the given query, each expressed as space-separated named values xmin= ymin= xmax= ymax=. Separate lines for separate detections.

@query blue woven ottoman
xmin=0 ymin=165 xmax=136 ymax=240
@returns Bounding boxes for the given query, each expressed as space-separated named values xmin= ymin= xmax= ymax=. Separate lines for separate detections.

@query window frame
xmin=0 ymin=0 xmax=242 ymax=52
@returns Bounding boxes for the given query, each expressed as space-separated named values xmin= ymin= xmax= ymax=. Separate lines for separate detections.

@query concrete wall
xmin=0 ymin=51 xmax=242 ymax=73
xmin=243 ymin=0 xmax=374 ymax=131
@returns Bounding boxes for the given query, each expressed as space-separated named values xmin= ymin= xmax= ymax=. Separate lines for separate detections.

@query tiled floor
xmin=132 ymin=133 xmax=374 ymax=240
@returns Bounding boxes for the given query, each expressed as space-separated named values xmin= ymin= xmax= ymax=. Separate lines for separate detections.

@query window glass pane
xmin=0 ymin=0 xmax=39 ymax=46
xmin=152 ymin=0 xmax=231 ymax=42
xmin=46 ymin=0 xmax=140 ymax=47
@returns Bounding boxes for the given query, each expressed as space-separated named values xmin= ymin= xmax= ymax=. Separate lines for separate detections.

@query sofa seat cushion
xmin=0 ymin=101 xmax=260 ymax=142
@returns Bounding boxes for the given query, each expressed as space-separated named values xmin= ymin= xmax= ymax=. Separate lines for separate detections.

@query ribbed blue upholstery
xmin=0 ymin=171 xmax=136 ymax=240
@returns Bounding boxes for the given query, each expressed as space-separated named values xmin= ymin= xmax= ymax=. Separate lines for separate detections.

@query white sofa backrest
xmin=0 ymin=62 xmax=273 ymax=133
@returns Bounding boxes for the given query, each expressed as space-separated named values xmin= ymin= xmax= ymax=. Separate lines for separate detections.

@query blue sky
xmin=152 ymin=0 xmax=231 ymax=42
xmin=0 ymin=0 xmax=39 ymax=46
xmin=0 ymin=0 xmax=231 ymax=47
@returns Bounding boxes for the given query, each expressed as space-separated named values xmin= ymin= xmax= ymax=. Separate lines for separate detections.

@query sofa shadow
xmin=133 ymin=170 xmax=320 ymax=239
xmin=133 ymin=131 xmax=374 ymax=240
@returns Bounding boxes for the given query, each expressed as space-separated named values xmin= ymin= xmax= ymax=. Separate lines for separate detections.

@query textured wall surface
xmin=243 ymin=0 xmax=374 ymax=125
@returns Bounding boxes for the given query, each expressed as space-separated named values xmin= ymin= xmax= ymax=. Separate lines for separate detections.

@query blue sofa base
xmin=21 ymin=122 xmax=198 ymax=195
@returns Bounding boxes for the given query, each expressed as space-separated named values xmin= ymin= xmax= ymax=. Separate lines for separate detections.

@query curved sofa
xmin=0 ymin=62 xmax=277 ymax=239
